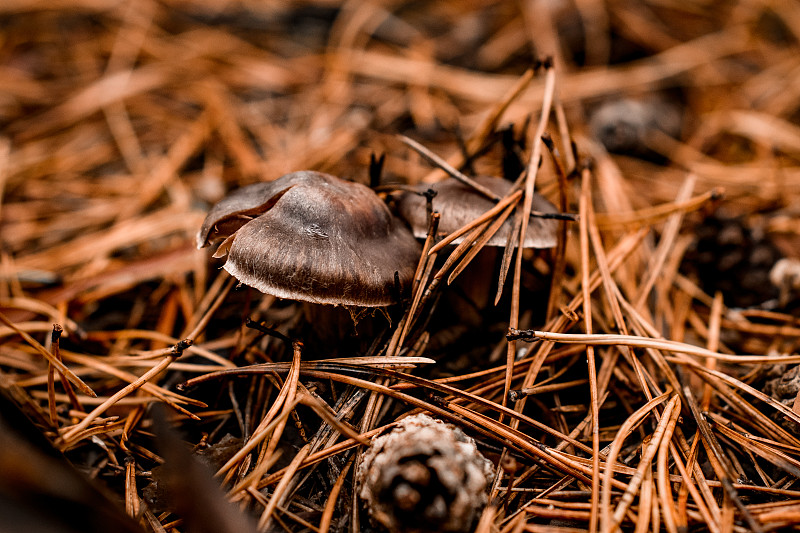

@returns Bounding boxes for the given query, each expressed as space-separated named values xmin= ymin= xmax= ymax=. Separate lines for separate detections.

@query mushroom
xmin=197 ymin=170 xmax=421 ymax=315
xmin=394 ymin=175 xmax=560 ymax=319
xmin=769 ymin=258 xmax=800 ymax=309
xmin=395 ymin=175 xmax=559 ymax=249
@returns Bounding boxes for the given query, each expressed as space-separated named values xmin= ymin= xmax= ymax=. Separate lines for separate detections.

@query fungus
xmin=394 ymin=175 xmax=561 ymax=322
xmin=396 ymin=175 xmax=559 ymax=250
xmin=770 ymin=258 xmax=800 ymax=309
xmin=197 ymin=171 xmax=421 ymax=308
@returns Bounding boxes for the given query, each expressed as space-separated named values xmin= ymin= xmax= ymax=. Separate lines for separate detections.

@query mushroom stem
xmin=300 ymin=303 xmax=388 ymax=357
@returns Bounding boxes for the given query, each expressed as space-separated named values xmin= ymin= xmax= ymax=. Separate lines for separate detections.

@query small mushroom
xmin=197 ymin=171 xmax=421 ymax=307
xmin=770 ymin=258 xmax=800 ymax=308
xmin=395 ymin=175 xmax=559 ymax=249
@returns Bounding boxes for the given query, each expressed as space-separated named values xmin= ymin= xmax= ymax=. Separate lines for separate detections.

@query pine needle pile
xmin=2 ymin=1 xmax=800 ymax=532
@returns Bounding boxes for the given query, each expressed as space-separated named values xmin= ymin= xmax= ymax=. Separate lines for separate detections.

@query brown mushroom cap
xmin=197 ymin=171 xmax=421 ymax=307
xmin=396 ymin=175 xmax=559 ymax=248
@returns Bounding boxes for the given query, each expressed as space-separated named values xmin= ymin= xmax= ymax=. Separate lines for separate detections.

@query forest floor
xmin=2 ymin=1 xmax=800 ymax=532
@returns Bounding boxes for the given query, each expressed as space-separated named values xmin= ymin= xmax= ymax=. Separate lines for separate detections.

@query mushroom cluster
xmin=197 ymin=171 xmax=421 ymax=308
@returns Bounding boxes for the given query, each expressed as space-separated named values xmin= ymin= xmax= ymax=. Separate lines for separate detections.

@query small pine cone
xmin=682 ymin=213 xmax=782 ymax=309
xmin=765 ymin=364 xmax=800 ymax=401
xmin=357 ymin=413 xmax=493 ymax=533
xmin=589 ymin=96 xmax=682 ymax=157
xmin=764 ymin=364 xmax=800 ymax=434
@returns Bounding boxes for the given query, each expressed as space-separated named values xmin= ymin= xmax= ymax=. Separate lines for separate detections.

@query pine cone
xmin=589 ymin=96 xmax=681 ymax=157
xmin=763 ymin=364 xmax=800 ymax=434
xmin=682 ymin=213 xmax=782 ymax=309
xmin=357 ymin=414 xmax=493 ymax=533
